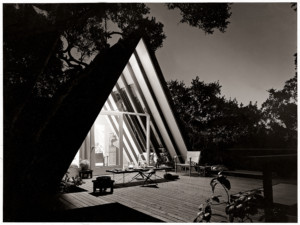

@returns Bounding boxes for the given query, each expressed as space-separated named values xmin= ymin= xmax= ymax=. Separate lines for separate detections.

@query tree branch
xmin=61 ymin=32 xmax=73 ymax=53
xmin=107 ymin=31 xmax=123 ymax=37
xmin=66 ymin=48 xmax=89 ymax=67
xmin=60 ymin=55 xmax=82 ymax=70
xmin=62 ymin=40 xmax=71 ymax=53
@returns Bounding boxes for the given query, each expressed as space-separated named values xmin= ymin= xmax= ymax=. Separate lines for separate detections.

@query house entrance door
xmin=91 ymin=113 xmax=124 ymax=176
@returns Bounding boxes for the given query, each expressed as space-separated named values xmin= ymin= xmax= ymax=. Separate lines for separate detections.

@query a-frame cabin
xmin=4 ymin=36 xmax=189 ymax=221
xmin=75 ymin=38 xmax=189 ymax=174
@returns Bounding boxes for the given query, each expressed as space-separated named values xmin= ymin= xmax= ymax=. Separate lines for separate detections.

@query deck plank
xmin=112 ymin=193 xmax=188 ymax=222
xmin=56 ymin=172 xmax=276 ymax=222
xmin=58 ymin=196 xmax=78 ymax=209
xmin=61 ymin=193 xmax=89 ymax=208
xmin=113 ymin=187 xmax=202 ymax=220
xmin=101 ymin=193 xmax=186 ymax=222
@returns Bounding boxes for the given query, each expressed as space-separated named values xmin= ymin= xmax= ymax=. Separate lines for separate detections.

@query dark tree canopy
xmin=4 ymin=3 xmax=233 ymax=140
xmin=261 ymin=74 xmax=297 ymax=146
xmin=166 ymin=3 xmax=232 ymax=34
xmin=167 ymin=77 xmax=263 ymax=153
xmin=168 ymin=71 xmax=297 ymax=163
xmin=3 ymin=2 xmax=232 ymax=102
xmin=4 ymin=4 xmax=166 ymax=97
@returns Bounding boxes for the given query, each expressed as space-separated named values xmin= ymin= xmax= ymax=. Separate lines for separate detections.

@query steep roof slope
xmin=4 ymin=36 xmax=190 ymax=221
xmin=4 ymin=36 xmax=140 ymax=221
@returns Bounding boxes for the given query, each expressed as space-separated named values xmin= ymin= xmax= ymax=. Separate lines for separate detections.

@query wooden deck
xmin=54 ymin=171 xmax=275 ymax=222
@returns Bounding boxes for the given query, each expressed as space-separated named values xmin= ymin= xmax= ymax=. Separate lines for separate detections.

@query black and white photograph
xmin=2 ymin=1 xmax=297 ymax=223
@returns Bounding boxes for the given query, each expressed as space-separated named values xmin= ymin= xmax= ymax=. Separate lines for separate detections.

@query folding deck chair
xmin=142 ymin=169 xmax=157 ymax=186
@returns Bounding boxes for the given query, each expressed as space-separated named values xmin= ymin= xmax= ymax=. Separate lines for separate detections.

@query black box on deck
xmin=96 ymin=176 xmax=111 ymax=181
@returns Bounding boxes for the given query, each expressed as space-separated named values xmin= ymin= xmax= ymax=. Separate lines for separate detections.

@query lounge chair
xmin=174 ymin=151 xmax=201 ymax=176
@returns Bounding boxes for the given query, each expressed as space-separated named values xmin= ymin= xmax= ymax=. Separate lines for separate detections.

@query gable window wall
xmin=72 ymin=39 xmax=189 ymax=175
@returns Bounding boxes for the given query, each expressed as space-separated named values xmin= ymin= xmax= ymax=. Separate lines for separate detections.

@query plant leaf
xmin=204 ymin=212 xmax=211 ymax=222
xmin=212 ymin=195 xmax=220 ymax=203
xmin=194 ymin=212 xmax=204 ymax=222
xmin=222 ymin=177 xmax=231 ymax=190
xmin=210 ymin=178 xmax=218 ymax=193
xmin=204 ymin=204 xmax=212 ymax=214
xmin=198 ymin=203 xmax=204 ymax=211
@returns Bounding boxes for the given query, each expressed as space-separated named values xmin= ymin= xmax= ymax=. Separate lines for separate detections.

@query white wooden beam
xmin=146 ymin=114 xmax=150 ymax=165
xmin=119 ymin=114 xmax=124 ymax=168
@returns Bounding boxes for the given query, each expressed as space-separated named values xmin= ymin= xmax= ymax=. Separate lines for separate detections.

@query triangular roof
xmin=88 ymin=38 xmax=189 ymax=163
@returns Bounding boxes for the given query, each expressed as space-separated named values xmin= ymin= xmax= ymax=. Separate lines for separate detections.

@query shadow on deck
xmin=113 ymin=177 xmax=179 ymax=189
xmin=40 ymin=203 xmax=164 ymax=222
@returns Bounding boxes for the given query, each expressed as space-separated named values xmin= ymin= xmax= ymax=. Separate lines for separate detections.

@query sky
xmin=147 ymin=3 xmax=297 ymax=107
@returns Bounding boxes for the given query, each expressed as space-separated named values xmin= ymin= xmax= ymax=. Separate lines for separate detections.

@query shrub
xmin=194 ymin=172 xmax=265 ymax=222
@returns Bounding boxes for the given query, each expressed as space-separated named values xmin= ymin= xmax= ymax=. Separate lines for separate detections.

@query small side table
xmin=92 ymin=176 xmax=115 ymax=193
xmin=79 ymin=169 xmax=93 ymax=179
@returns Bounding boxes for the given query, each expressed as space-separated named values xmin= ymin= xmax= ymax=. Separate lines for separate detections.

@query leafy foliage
xmin=4 ymin=4 xmax=65 ymax=98
xmin=193 ymin=203 xmax=212 ymax=222
xmin=167 ymin=77 xmax=264 ymax=155
xmin=194 ymin=172 xmax=264 ymax=222
xmin=261 ymin=74 xmax=297 ymax=147
xmin=60 ymin=172 xmax=85 ymax=193
xmin=227 ymin=190 xmax=264 ymax=222
xmin=4 ymin=3 xmax=231 ymax=100
xmin=4 ymin=4 xmax=165 ymax=98
xmin=168 ymin=69 xmax=297 ymax=163
xmin=166 ymin=3 xmax=232 ymax=34
xmin=210 ymin=173 xmax=231 ymax=202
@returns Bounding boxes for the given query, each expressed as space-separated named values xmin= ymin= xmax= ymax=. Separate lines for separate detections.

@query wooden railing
xmin=222 ymin=148 xmax=297 ymax=171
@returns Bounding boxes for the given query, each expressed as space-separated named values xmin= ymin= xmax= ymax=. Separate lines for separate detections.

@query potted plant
xmin=79 ymin=159 xmax=90 ymax=171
